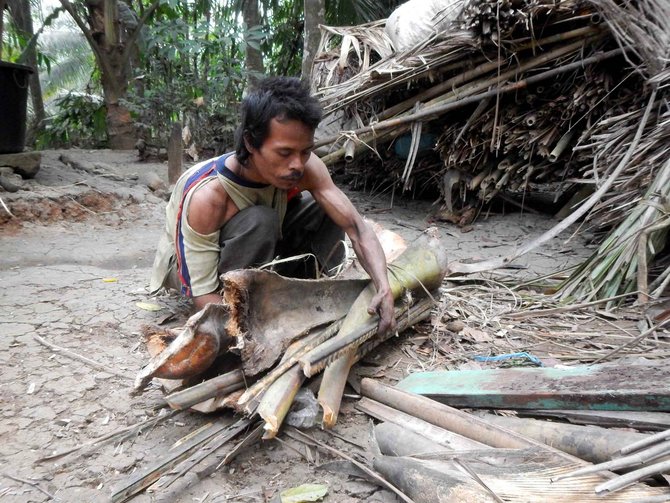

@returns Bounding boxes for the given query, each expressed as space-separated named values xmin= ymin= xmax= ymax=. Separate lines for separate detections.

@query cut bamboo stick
xmin=257 ymin=365 xmax=305 ymax=439
xmin=164 ymin=369 xmax=245 ymax=410
xmin=596 ymin=459 xmax=670 ymax=495
xmin=318 ymin=231 xmax=448 ymax=428
xmin=236 ymin=320 xmax=343 ymax=412
xmin=622 ymin=429 xmax=670 ymax=455
xmin=552 ymin=439 xmax=670 ymax=481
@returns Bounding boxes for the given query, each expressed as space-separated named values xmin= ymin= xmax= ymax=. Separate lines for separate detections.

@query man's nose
xmin=289 ymin=155 xmax=304 ymax=169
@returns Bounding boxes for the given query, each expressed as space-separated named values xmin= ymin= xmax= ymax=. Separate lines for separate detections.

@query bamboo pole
xmin=318 ymin=48 xmax=622 ymax=167
xmin=257 ymin=365 xmax=305 ymax=439
xmin=360 ymin=378 xmax=587 ymax=464
xmin=164 ymin=369 xmax=245 ymax=410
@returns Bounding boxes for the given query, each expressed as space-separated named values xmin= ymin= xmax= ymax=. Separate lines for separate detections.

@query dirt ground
xmin=0 ymin=149 xmax=595 ymax=502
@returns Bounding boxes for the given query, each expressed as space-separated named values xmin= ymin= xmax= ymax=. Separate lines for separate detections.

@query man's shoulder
xmin=301 ymin=153 xmax=333 ymax=191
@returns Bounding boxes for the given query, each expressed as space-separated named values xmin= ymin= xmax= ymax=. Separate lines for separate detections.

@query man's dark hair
xmin=234 ymin=77 xmax=323 ymax=165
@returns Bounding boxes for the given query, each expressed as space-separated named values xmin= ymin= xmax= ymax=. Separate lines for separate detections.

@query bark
xmin=301 ymin=0 xmax=325 ymax=82
xmin=242 ymin=0 xmax=264 ymax=89
xmin=0 ymin=0 xmax=6 ymax=60
xmin=7 ymin=0 xmax=45 ymax=137
xmin=60 ymin=0 xmax=160 ymax=149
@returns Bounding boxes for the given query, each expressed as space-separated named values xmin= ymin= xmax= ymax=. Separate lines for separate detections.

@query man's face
xmin=246 ymin=118 xmax=315 ymax=189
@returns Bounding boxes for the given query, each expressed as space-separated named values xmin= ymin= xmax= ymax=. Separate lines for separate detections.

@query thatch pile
xmin=312 ymin=0 xmax=670 ymax=303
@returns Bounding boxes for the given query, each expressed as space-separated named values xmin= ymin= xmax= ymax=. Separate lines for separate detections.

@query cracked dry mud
xmin=0 ymin=150 xmax=593 ymax=502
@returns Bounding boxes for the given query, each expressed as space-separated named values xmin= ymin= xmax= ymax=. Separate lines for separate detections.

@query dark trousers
xmin=217 ymin=192 xmax=345 ymax=279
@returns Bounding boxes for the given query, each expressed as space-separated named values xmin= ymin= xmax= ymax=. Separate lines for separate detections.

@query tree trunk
xmin=8 ymin=0 xmax=45 ymax=138
xmin=0 ymin=0 xmax=7 ymax=60
xmin=60 ymin=0 xmax=161 ymax=150
xmin=242 ymin=0 xmax=264 ymax=89
xmin=301 ymin=0 xmax=325 ymax=83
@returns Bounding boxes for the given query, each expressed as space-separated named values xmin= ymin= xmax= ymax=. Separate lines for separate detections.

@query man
xmin=150 ymin=76 xmax=395 ymax=334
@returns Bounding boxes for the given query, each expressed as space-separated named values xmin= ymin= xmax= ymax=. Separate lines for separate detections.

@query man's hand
xmin=193 ymin=292 xmax=223 ymax=311
xmin=367 ymin=289 xmax=396 ymax=336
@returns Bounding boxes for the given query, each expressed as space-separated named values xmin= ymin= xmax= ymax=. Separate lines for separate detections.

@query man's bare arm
xmin=193 ymin=292 xmax=223 ymax=311
xmin=302 ymin=155 xmax=396 ymax=334
xmin=185 ymin=180 xmax=230 ymax=311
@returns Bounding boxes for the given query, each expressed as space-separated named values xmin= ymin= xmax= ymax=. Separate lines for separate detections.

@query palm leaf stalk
xmin=558 ymin=155 xmax=670 ymax=305
xmin=318 ymin=231 xmax=448 ymax=428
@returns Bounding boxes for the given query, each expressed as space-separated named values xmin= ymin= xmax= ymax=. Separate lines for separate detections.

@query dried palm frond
xmin=312 ymin=0 xmax=670 ymax=302
xmin=559 ymin=155 xmax=670 ymax=304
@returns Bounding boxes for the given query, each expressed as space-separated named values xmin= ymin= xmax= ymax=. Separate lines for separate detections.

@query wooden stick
xmin=505 ymin=293 xmax=637 ymax=319
xmin=590 ymin=318 xmax=670 ymax=365
xmin=155 ymin=418 xmax=254 ymax=491
xmin=285 ymin=428 xmax=416 ymax=503
xmin=596 ymin=459 xmax=670 ymax=495
xmin=213 ymin=422 xmax=265 ymax=471
xmin=553 ymin=439 xmax=670 ymax=481
xmin=33 ymin=334 xmax=131 ymax=380
xmin=164 ymin=369 xmax=245 ymax=410
xmin=110 ymin=418 xmax=250 ymax=502
xmin=300 ymin=303 xmax=405 ymax=377
xmin=621 ymin=429 xmax=670 ymax=455
xmin=0 ymin=195 xmax=15 ymax=217
xmin=35 ymin=409 xmax=178 ymax=463
xmin=1 ymin=472 xmax=57 ymax=500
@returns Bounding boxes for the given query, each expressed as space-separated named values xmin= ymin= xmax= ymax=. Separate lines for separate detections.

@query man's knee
xmin=218 ymin=206 xmax=280 ymax=273
xmin=219 ymin=206 xmax=280 ymax=245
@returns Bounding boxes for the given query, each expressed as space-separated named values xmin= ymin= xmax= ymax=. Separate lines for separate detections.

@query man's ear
xmin=243 ymin=132 xmax=255 ymax=155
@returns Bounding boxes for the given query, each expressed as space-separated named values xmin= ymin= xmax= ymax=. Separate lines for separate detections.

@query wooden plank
xmin=357 ymin=397 xmax=487 ymax=451
xmin=167 ymin=122 xmax=182 ymax=184
xmin=397 ymin=364 xmax=670 ymax=411
xmin=472 ymin=412 xmax=647 ymax=464
xmin=517 ymin=410 xmax=670 ymax=431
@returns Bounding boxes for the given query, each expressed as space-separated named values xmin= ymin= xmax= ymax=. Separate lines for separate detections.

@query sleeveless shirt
xmin=149 ymin=153 xmax=296 ymax=297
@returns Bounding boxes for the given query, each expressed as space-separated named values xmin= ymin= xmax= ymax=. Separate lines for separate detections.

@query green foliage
xmin=261 ymin=0 xmax=302 ymax=76
xmin=128 ymin=10 xmax=247 ymax=147
xmin=11 ymin=0 xmax=405 ymax=148
xmin=2 ymin=5 xmax=65 ymax=66
xmin=36 ymin=92 xmax=108 ymax=148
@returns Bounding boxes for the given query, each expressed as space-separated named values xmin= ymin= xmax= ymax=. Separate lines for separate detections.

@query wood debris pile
xmin=312 ymin=0 xmax=670 ymax=302
xmin=358 ymin=377 xmax=670 ymax=501
xmin=114 ymin=231 xmax=447 ymax=501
